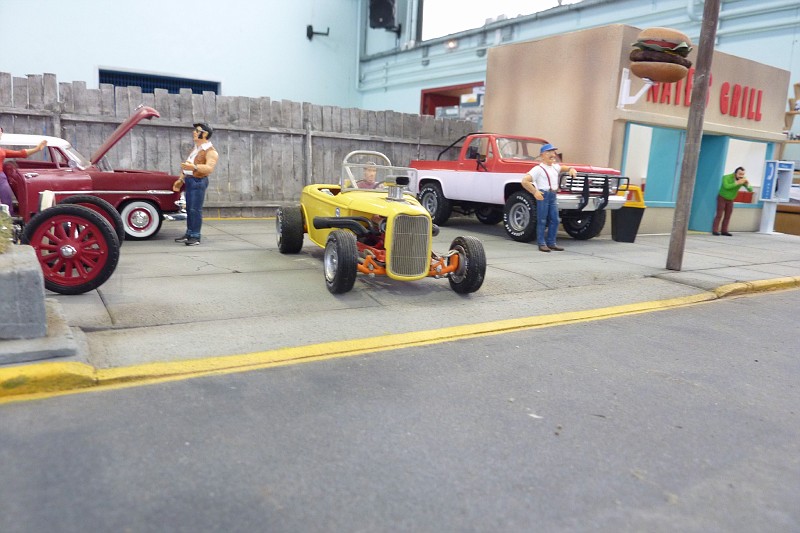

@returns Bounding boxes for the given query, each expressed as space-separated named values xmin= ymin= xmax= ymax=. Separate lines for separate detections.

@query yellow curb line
xmin=712 ymin=276 xmax=800 ymax=298
xmin=3 ymin=278 xmax=799 ymax=403
xmin=0 ymin=362 xmax=97 ymax=397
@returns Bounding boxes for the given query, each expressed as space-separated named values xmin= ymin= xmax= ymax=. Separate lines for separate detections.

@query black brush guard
xmin=559 ymin=173 xmax=630 ymax=211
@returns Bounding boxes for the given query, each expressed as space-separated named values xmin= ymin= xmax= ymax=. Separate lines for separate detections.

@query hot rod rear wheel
xmin=59 ymin=195 xmax=125 ymax=246
xmin=120 ymin=200 xmax=162 ymax=240
xmin=276 ymin=205 xmax=304 ymax=253
xmin=324 ymin=230 xmax=358 ymax=294
xmin=22 ymin=204 xmax=121 ymax=295
xmin=418 ymin=183 xmax=452 ymax=225
xmin=503 ymin=191 xmax=537 ymax=242
xmin=448 ymin=235 xmax=486 ymax=294
xmin=562 ymin=210 xmax=606 ymax=240
xmin=475 ymin=206 xmax=503 ymax=225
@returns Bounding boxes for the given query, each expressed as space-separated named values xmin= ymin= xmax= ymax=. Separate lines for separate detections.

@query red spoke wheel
xmin=59 ymin=194 xmax=125 ymax=246
xmin=22 ymin=204 xmax=121 ymax=295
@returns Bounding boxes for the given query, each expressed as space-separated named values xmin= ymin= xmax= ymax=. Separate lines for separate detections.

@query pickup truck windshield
xmin=497 ymin=137 xmax=545 ymax=161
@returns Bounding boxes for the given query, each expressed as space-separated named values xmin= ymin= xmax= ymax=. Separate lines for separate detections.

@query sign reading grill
xmin=388 ymin=215 xmax=431 ymax=277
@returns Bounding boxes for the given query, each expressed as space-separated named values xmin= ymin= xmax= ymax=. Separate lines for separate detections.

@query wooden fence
xmin=0 ymin=72 xmax=478 ymax=215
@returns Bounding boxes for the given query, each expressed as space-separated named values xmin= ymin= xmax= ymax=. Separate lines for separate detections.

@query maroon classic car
xmin=1 ymin=105 xmax=181 ymax=239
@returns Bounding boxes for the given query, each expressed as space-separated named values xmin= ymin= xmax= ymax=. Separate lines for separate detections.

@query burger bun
xmin=630 ymin=62 xmax=688 ymax=84
xmin=636 ymin=27 xmax=691 ymax=48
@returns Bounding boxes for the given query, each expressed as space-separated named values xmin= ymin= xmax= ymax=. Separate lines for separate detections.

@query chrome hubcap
xmin=324 ymin=247 xmax=338 ymax=281
xmin=450 ymin=246 xmax=466 ymax=282
xmin=508 ymin=204 xmax=530 ymax=231
xmin=422 ymin=194 xmax=436 ymax=214
xmin=130 ymin=210 xmax=151 ymax=229
xmin=60 ymin=244 xmax=78 ymax=258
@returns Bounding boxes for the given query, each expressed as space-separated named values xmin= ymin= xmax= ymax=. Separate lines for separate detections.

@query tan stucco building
xmin=484 ymin=24 xmax=790 ymax=234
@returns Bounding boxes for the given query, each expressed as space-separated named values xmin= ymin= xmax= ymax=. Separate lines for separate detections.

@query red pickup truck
xmin=409 ymin=133 xmax=629 ymax=241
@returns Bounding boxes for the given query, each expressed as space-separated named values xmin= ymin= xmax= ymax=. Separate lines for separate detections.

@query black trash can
xmin=611 ymin=206 xmax=645 ymax=243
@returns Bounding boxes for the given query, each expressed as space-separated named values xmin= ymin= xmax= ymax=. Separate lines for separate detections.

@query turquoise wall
xmin=644 ymin=128 xmax=684 ymax=207
xmin=690 ymin=136 xmax=728 ymax=232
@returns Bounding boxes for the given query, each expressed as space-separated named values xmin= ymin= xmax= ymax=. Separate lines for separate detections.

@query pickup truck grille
xmin=388 ymin=215 xmax=431 ymax=277
xmin=560 ymin=174 xmax=629 ymax=195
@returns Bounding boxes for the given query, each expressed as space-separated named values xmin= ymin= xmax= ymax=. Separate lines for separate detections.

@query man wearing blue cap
xmin=521 ymin=143 xmax=577 ymax=252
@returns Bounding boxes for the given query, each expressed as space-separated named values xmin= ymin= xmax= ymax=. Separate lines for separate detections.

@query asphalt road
xmin=1 ymin=289 xmax=798 ymax=532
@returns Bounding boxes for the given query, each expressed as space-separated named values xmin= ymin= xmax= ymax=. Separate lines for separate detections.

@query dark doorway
xmin=420 ymin=82 xmax=484 ymax=116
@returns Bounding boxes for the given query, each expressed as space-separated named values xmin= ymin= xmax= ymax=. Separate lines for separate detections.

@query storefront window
xmin=623 ymin=123 xmax=773 ymax=212
xmin=725 ymin=138 xmax=769 ymax=192
xmin=622 ymin=124 xmax=685 ymax=206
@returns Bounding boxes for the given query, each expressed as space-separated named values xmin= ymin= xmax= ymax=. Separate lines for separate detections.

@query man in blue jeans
xmin=174 ymin=123 xmax=219 ymax=246
xmin=521 ymin=143 xmax=577 ymax=252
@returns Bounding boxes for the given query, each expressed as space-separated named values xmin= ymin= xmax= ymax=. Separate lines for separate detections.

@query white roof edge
xmin=0 ymin=133 xmax=71 ymax=148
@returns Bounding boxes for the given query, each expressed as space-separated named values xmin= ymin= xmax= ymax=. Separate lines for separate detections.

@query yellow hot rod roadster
xmin=276 ymin=151 xmax=486 ymax=294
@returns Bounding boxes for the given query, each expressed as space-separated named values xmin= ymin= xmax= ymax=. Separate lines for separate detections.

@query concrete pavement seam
xmin=2 ymin=277 xmax=799 ymax=403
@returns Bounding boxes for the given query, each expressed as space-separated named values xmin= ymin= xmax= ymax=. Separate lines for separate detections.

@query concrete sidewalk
xmin=2 ymin=217 xmax=800 ymax=399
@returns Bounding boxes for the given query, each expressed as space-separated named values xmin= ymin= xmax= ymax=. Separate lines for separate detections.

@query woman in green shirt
xmin=712 ymin=167 xmax=752 ymax=236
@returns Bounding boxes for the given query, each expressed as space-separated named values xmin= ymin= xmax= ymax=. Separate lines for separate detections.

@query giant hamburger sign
xmin=629 ymin=27 xmax=693 ymax=83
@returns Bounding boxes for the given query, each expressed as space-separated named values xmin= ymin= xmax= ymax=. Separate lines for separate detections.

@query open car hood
xmin=90 ymin=105 xmax=160 ymax=164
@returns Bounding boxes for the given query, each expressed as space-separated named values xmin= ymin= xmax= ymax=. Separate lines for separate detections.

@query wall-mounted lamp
xmin=306 ymin=25 xmax=330 ymax=41
xmin=445 ymin=39 xmax=458 ymax=51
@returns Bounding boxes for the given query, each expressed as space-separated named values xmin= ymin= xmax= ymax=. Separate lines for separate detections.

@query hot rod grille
xmin=388 ymin=215 xmax=431 ymax=277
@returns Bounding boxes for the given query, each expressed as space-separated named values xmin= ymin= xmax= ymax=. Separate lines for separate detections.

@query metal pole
xmin=666 ymin=0 xmax=722 ymax=271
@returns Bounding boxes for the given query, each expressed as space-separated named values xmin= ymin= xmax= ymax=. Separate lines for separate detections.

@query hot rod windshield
xmin=341 ymin=161 xmax=417 ymax=192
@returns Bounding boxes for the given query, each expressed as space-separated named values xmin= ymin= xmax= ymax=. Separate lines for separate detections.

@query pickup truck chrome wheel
xmin=22 ymin=204 xmax=121 ymax=295
xmin=448 ymin=235 xmax=486 ymax=294
xmin=418 ymin=183 xmax=452 ymax=225
xmin=276 ymin=205 xmax=304 ymax=253
xmin=324 ymin=230 xmax=358 ymax=294
xmin=562 ymin=210 xmax=606 ymax=240
xmin=120 ymin=200 xmax=162 ymax=240
xmin=503 ymin=191 xmax=537 ymax=242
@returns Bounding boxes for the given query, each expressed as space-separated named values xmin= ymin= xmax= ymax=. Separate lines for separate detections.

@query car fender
xmin=15 ymin=169 xmax=94 ymax=221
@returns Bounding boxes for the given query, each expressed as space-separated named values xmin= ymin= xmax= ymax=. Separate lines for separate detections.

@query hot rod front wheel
xmin=22 ymin=204 xmax=121 ymax=295
xmin=324 ymin=230 xmax=358 ymax=294
xmin=448 ymin=235 xmax=486 ymax=294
